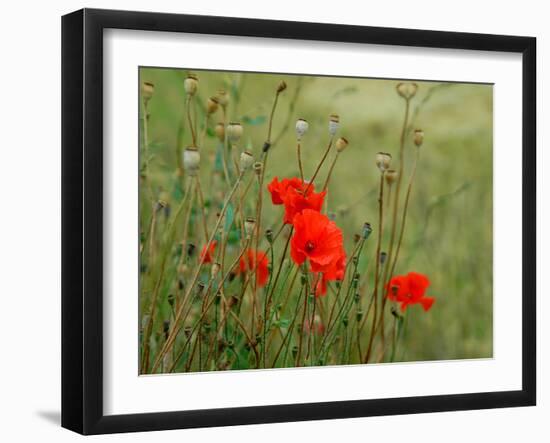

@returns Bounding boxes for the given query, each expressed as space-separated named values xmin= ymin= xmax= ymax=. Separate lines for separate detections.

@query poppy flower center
xmin=305 ymin=240 xmax=316 ymax=253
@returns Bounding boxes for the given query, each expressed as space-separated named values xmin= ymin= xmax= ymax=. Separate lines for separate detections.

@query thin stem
xmin=364 ymin=172 xmax=385 ymax=363
xmin=296 ymin=141 xmax=305 ymax=182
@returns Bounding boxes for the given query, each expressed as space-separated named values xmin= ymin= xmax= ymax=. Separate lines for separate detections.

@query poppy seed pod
xmin=214 ymin=122 xmax=225 ymax=142
xmin=184 ymin=74 xmax=199 ymax=96
xmin=376 ymin=152 xmax=392 ymax=172
xmin=244 ymin=217 xmax=256 ymax=238
xmin=183 ymin=146 xmax=200 ymax=174
xmin=211 ymin=262 xmax=221 ymax=278
xmin=206 ymin=96 xmax=219 ymax=115
xmin=253 ymin=161 xmax=263 ymax=176
xmin=295 ymin=118 xmax=309 ymax=140
xmin=335 ymin=137 xmax=349 ymax=153
xmin=141 ymin=82 xmax=154 ymax=101
xmin=240 ymin=151 xmax=254 ymax=171
xmin=385 ymin=169 xmax=398 ymax=185
xmin=329 ymin=114 xmax=340 ymax=136
xmin=414 ymin=129 xmax=424 ymax=147
xmin=216 ymin=89 xmax=229 ymax=107
xmin=226 ymin=122 xmax=243 ymax=143
xmin=277 ymin=80 xmax=287 ymax=93
xmin=396 ymin=82 xmax=418 ymax=100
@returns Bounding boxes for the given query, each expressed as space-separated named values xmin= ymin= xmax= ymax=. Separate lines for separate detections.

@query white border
xmin=103 ymin=29 xmax=523 ymax=415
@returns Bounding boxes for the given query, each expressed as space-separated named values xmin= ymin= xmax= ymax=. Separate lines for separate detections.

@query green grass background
xmin=140 ymin=67 xmax=493 ymax=363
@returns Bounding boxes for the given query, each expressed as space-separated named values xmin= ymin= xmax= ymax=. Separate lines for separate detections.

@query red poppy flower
xmin=313 ymin=250 xmax=346 ymax=297
xmin=387 ymin=272 xmax=435 ymax=312
xmin=236 ymin=249 xmax=270 ymax=288
xmin=267 ymin=177 xmax=326 ymax=224
xmin=291 ymin=209 xmax=344 ymax=275
xmin=199 ymin=240 xmax=217 ymax=264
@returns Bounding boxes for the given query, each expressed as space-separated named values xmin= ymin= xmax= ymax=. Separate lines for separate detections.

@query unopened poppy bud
xmin=385 ymin=169 xmax=398 ymax=185
xmin=244 ymin=217 xmax=256 ymax=237
xmin=262 ymin=141 xmax=271 ymax=153
xmin=227 ymin=122 xmax=243 ymax=143
xmin=163 ymin=319 xmax=170 ymax=336
xmin=396 ymin=82 xmax=418 ymax=100
xmin=216 ymin=89 xmax=229 ymax=107
xmin=211 ymin=262 xmax=221 ymax=278
xmin=301 ymin=273 xmax=308 ymax=286
xmin=362 ymin=222 xmax=373 ymax=239
xmin=141 ymin=82 xmax=154 ymax=101
xmin=265 ymin=228 xmax=274 ymax=244
xmin=206 ymin=96 xmax=219 ymax=114
xmin=253 ymin=161 xmax=263 ymax=176
xmin=380 ymin=251 xmax=387 ymax=264
xmin=336 ymin=137 xmax=349 ymax=153
xmin=295 ymin=118 xmax=309 ymax=140
xmin=240 ymin=151 xmax=254 ymax=171
xmin=277 ymin=80 xmax=287 ymax=93
xmin=167 ymin=293 xmax=175 ymax=306
xmin=342 ymin=316 xmax=349 ymax=327
xmin=356 ymin=310 xmax=364 ymax=322
xmin=184 ymin=74 xmax=198 ymax=96
xmin=183 ymin=146 xmax=200 ymax=174
xmin=413 ymin=129 xmax=424 ymax=147
xmin=376 ymin=152 xmax=392 ymax=172
xmin=291 ymin=345 xmax=299 ymax=359
xmin=329 ymin=114 xmax=339 ymax=136
xmin=187 ymin=242 xmax=196 ymax=257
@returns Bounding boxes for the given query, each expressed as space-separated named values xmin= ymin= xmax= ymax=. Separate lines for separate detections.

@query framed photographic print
xmin=61 ymin=8 xmax=536 ymax=435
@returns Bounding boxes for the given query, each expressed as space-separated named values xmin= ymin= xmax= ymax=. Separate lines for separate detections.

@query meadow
xmin=138 ymin=67 xmax=493 ymax=373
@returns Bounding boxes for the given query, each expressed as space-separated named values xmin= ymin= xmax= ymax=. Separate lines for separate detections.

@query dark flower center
xmin=305 ymin=241 xmax=315 ymax=253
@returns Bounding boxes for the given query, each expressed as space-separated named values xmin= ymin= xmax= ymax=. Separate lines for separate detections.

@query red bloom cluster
xmin=267 ymin=177 xmax=326 ymax=224
xmin=268 ymin=177 xmax=345 ymax=296
xmin=237 ymin=249 xmax=269 ymax=288
xmin=386 ymin=272 xmax=435 ymax=312
xmin=200 ymin=241 xmax=269 ymax=288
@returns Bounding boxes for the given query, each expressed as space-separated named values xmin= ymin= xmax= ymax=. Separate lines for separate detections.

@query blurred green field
xmin=140 ymin=67 xmax=492 ymax=365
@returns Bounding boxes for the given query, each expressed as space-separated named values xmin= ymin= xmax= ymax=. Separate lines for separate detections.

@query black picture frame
xmin=61 ymin=8 xmax=537 ymax=435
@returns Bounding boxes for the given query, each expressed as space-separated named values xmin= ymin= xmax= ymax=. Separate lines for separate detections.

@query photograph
xmin=138 ymin=67 xmax=493 ymax=374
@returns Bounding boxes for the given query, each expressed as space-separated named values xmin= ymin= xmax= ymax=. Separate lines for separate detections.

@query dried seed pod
xmin=141 ymin=82 xmax=154 ymax=101
xmin=335 ymin=137 xmax=349 ymax=153
xmin=295 ymin=118 xmax=309 ymax=140
xmin=328 ymin=114 xmax=339 ymax=136
xmin=396 ymin=82 xmax=418 ymax=100
xmin=211 ymin=262 xmax=221 ymax=278
xmin=376 ymin=152 xmax=392 ymax=172
xmin=244 ymin=217 xmax=256 ymax=238
xmin=206 ymin=96 xmax=219 ymax=114
xmin=226 ymin=122 xmax=243 ymax=143
xmin=253 ymin=161 xmax=263 ymax=176
xmin=183 ymin=146 xmax=200 ymax=174
xmin=214 ymin=122 xmax=225 ymax=142
xmin=184 ymin=74 xmax=198 ymax=96
xmin=385 ymin=169 xmax=398 ymax=185
xmin=240 ymin=151 xmax=254 ymax=171
xmin=413 ymin=129 xmax=424 ymax=147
